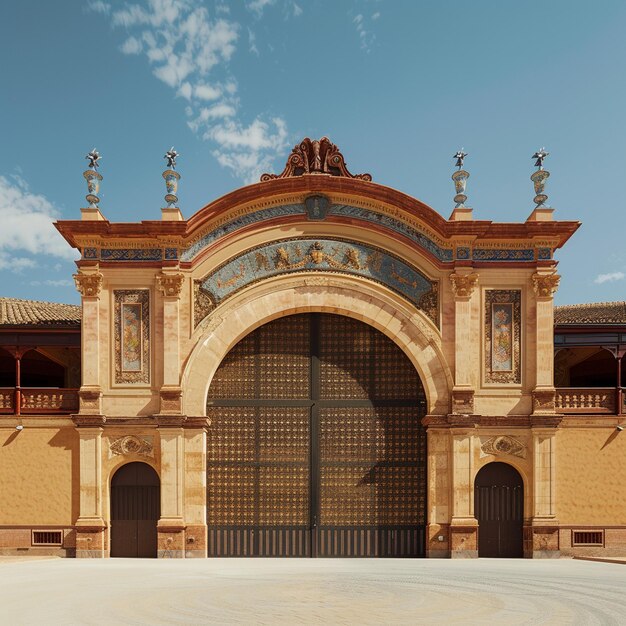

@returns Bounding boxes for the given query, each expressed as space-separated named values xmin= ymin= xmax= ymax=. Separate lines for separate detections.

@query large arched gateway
xmin=206 ymin=313 xmax=427 ymax=557
xmin=52 ymin=136 xmax=580 ymax=559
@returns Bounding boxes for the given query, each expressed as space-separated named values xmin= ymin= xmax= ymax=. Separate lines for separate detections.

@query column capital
xmin=156 ymin=272 xmax=185 ymax=298
xmin=450 ymin=272 xmax=479 ymax=298
xmin=531 ymin=272 xmax=560 ymax=298
xmin=73 ymin=271 xmax=103 ymax=297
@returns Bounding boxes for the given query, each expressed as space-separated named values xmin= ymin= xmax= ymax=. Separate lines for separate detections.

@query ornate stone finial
xmin=531 ymin=272 xmax=560 ymax=298
xmin=453 ymin=149 xmax=468 ymax=170
xmin=73 ymin=272 xmax=103 ymax=297
xmin=83 ymin=149 xmax=103 ymax=209
xmin=449 ymin=272 xmax=479 ymax=298
xmin=164 ymin=147 xmax=179 ymax=170
xmin=85 ymin=148 xmax=101 ymax=170
xmin=156 ymin=272 xmax=185 ymax=297
xmin=532 ymin=147 xmax=549 ymax=170
xmin=531 ymin=148 xmax=550 ymax=208
xmin=451 ymin=150 xmax=470 ymax=208
xmin=162 ymin=148 xmax=181 ymax=208
xmin=260 ymin=137 xmax=372 ymax=182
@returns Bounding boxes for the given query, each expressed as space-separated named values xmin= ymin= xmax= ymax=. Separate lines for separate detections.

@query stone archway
xmin=182 ymin=273 xmax=452 ymax=419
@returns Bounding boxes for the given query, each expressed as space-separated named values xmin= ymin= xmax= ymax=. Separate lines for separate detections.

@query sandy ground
xmin=1 ymin=557 xmax=626 ymax=625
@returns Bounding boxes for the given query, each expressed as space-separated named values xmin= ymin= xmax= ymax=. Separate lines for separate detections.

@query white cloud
xmin=0 ymin=176 xmax=78 ymax=268
xmin=120 ymin=36 xmax=143 ymax=54
xmin=292 ymin=3 xmax=302 ymax=16
xmin=91 ymin=0 xmax=291 ymax=182
xmin=371 ymin=12 xmax=380 ymax=20
xmin=247 ymin=0 xmax=275 ymax=16
xmin=87 ymin=0 xmax=110 ymax=14
xmin=353 ymin=12 xmax=377 ymax=51
xmin=594 ymin=271 xmax=625 ymax=284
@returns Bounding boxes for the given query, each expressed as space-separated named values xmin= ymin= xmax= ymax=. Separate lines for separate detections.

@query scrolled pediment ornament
xmin=481 ymin=435 xmax=526 ymax=459
xmin=261 ymin=137 xmax=372 ymax=182
xmin=110 ymin=435 xmax=153 ymax=458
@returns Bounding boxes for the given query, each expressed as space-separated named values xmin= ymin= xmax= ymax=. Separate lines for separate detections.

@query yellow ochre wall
xmin=0 ymin=426 xmax=78 ymax=525
xmin=556 ymin=427 xmax=626 ymax=526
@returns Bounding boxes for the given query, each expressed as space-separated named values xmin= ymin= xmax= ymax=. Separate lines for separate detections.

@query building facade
xmin=1 ymin=138 xmax=625 ymax=559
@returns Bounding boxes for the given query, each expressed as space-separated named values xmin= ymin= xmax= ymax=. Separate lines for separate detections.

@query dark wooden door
xmin=110 ymin=462 xmax=160 ymax=558
xmin=475 ymin=462 xmax=523 ymax=558
xmin=206 ymin=313 xmax=427 ymax=557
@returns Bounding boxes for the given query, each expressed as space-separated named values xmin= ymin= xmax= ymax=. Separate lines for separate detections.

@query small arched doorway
xmin=110 ymin=462 xmax=160 ymax=558
xmin=475 ymin=462 xmax=523 ymax=558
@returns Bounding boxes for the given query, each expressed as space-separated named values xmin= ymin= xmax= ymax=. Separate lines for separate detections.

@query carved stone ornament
xmin=156 ymin=272 xmax=185 ymax=297
xmin=110 ymin=435 xmax=153 ymax=458
xmin=260 ymin=137 xmax=372 ymax=182
xmin=452 ymin=389 xmax=474 ymax=414
xmin=449 ymin=272 xmax=478 ymax=298
xmin=73 ymin=272 xmax=103 ymax=297
xmin=481 ymin=435 xmax=526 ymax=459
xmin=531 ymin=272 xmax=560 ymax=298
xmin=160 ymin=388 xmax=182 ymax=414
xmin=532 ymin=388 xmax=556 ymax=412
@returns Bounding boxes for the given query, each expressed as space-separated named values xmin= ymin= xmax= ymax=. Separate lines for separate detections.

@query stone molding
xmin=159 ymin=387 xmax=183 ymax=414
xmin=532 ymin=388 xmax=557 ymax=414
xmin=72 ymin=414 xmax=106 ymax=427
xmin=449 ymin=272 xmax=478 ymax=298
xmin=531 ymin=272 xmax=560 ymax=298
xmin=451 ymin=388 xmax=475 ymax=414
xmin=73 ymin=272 xmax=103 ymax=297
xmin=156 ymin=272 xmax=185 ymax=297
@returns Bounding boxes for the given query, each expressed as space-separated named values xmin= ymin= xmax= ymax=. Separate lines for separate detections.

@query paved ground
xmin=1 ymin=558 xmax=626 ymax=625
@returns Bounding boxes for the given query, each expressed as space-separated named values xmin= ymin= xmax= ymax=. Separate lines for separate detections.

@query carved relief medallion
xmin=480 ymin=435 xmax=526 ymax=459
xmin=109 ymin=435 xmax=154 ymax=458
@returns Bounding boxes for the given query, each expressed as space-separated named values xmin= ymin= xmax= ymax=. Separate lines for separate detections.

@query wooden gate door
xmin=110 ymin=462 xmax=160 ymax=558
xmin=475 ymin=462 xmax=523 ymax=558
xmin=206 ymin=313 xmax=426 ymax=557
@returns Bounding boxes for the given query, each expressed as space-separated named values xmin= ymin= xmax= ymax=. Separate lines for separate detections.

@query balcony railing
xmin=0 ymin=388 xmax=79 ymax=415
xmin=555 ymin=388 xmax=617 ymax=414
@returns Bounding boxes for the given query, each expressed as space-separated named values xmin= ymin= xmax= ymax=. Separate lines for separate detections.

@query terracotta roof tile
xmin=0 ymin=297 xmax=81 ymax=326
xmin=554 ymin=301 xmax=626 ymax=325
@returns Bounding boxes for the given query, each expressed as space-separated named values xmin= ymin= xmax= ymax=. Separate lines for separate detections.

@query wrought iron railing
xmin=0 ymin=388 xmax=78 ymax=414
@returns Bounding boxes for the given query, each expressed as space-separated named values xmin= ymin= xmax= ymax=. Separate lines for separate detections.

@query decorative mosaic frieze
xmin=101 ymin=248 xmax=163 ymax=261
xmin=484 ymin=289 xmax=521 ymax=384
xmin=82 ymin=247 xmax=98 ymax=260
xmin=194 ymin=238 xmax=439 ymax=328
xmin=473 ymin=248 xmax=534 ymax=262
xmin=114 ymin=290 xmax=150 ymax=384
xmin=536 ymin=247 xmax=552 ymax=260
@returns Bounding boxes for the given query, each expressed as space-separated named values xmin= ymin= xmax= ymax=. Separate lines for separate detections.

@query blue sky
xmin=1 ymin=0 xmax=625 ymax=306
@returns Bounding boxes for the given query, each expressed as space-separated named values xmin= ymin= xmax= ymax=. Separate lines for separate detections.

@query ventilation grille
xmin=572 ymin=530 xmax=604 ymax=546
xmin=32 ymin=531 xmax=63 ymax=546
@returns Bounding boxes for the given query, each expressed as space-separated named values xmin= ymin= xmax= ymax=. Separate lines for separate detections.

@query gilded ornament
xmin=156 ymin=273 xmax=185 ymax=297
xmin=449 ymin=272 xmax=479 ymax=298
xmin=531 ymin=273 xmax=560 ymax=298
xmin=73 ymin=272 xmax=103 ymax=297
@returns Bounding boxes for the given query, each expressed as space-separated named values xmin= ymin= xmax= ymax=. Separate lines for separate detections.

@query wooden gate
xmin=206 ymin=313 xmax=426 ymax=557
xmin=475 ymin=462 xmax=523 ymax=558
xmin=110 ymin=462 xmax=160 ymax=558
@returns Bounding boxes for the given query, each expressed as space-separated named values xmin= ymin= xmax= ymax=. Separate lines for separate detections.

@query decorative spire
xmin=453 ymin=149 xmax=468 ymax=170
xmin=85 ymin=148 xmax=101 ymax=170
xmin=162 ymin=147 xmax=181 ymax=208
xmin=83 ymin=149 xmax=103 ymax=208
xmin=260 ymin=137 xmax=372 ymax=182
xmin=164 ymin=147 xmax=179 ymax=170
xmin=531 ymin=147 xmax=550 ymax=207
xmin=532 ymin=147 xmax=549 ymax=170
xmin=451 ymin=149 xmax=469 ymax=208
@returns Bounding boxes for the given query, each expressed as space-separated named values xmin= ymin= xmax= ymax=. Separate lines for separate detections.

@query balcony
xmin=555 ymin=387 xmax=624 ymax=415
xmin=0 ymin=388 xmax=79 ymax=415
